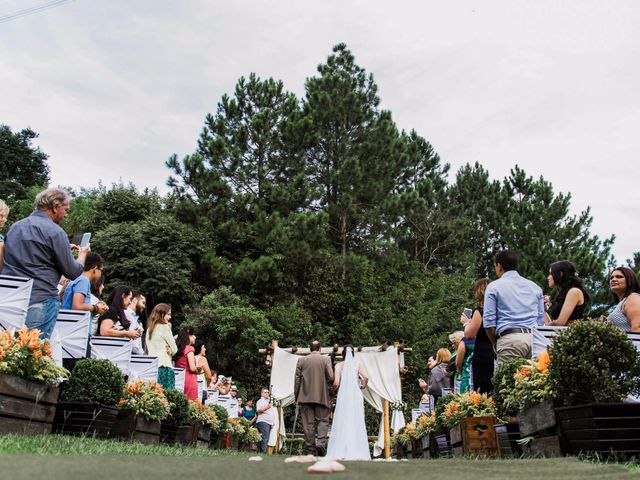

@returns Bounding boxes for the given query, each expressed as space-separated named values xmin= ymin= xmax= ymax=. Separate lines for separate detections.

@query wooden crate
xmin=518 ymin=401 xmax=562 ymax=457
xmin=196 ymin=424 xmax=211 ymax=449
xmin=449 ymin=416 xmax=499 ymax=457
xmin=556 ymin=403 xmax=640 ymax=459
xmin=495 ymin=423 xmax=522 ymax=457
xmin=52 ymin=402 xmax=119 ymax=438
xmin=160 ymin=423 xmax=192 ymax=445
xmin=0 ymin=374 xmax=60 ymax=435
xmin=115 ymin=411 xmax=160 ymax=445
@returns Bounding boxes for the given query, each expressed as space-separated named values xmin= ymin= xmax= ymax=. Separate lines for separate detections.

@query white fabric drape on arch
xmin=355 ymin=348 xmax=405 ymax=457
xmin=266 ymin=346 xmax=405 ymax=456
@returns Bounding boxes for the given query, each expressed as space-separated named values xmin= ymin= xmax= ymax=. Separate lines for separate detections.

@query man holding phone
xmin=61 ymin=252 xmax=108 ymax=319
xmin=1 ymin=188 xmax=89 ymax=339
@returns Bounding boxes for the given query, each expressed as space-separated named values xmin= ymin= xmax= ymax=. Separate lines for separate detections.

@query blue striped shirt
xmin=483 ymin=270 xmax=544 ymax=335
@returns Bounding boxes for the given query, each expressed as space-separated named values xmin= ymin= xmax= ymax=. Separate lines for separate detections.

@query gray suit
xmin=294 ymin=351 xmax=333 ymax=455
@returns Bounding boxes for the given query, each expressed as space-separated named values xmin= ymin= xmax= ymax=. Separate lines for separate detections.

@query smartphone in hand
xmin=463 ymin=308 xmax=473 ymax=319
xmin=80 ymin=232 xmax=91 ymax=248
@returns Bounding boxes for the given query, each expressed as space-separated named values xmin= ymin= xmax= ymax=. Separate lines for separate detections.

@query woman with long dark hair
xmin=544 ymin=261 xmax=589 ymax=326
xmin=174 ymin=327 xmax=199 ymax=400
xmin=98 ymin=285 xmax=141 ymax=339
xmin=605 ymin=266 xmax=640 ymax=332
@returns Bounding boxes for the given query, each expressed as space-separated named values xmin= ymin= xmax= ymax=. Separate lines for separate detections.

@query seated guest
xmin=174 ymin=328 xmax=199 ymax=401
xmin=61 ymin=253 xmax=108 ymax=318
xmin=89 ymin=275 xmax=106 ymax=335
xmin=125 ymin=292 xmax=146 ymax=354
xmin=427 ymin=348 xmax=451 ymax=407
xmin=605 ymin=267 xmax=640 ymax=332
xmin=98 ymin=285 xmax=141 ymax=340
xmin=544 ymin=261 xmax=589 ymax=326
xmin=0 ymin=199 xmax=8 ymax=270
xmin=145 ymin=303 xmax=177 ymax=389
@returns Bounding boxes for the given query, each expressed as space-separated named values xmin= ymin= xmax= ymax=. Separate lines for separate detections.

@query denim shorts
xmin=25 ymin=297 xmax=61 ymax=340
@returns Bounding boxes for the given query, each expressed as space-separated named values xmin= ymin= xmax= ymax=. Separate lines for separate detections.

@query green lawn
xmin=0 ymin=435 xmax=637 ymax=480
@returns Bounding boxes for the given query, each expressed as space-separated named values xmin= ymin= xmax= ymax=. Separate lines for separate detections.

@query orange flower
xmin=470 ymin=391 xmax=482 ymax=406
xmin=537 ymin=350 xmax=550 ymax=374
xmin=518 ymin=367 xmax=531 ymax=378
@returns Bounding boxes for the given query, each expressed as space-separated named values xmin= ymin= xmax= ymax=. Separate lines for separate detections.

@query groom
xmin=294 ymin=340 xmax=334 ymax=456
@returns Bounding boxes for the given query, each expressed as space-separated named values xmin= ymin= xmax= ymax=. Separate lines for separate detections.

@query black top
xmin=473 ymin=307 xmax=492 ymax=347
xmin=549 ymin=287 xmax=587 ymax=323
xmin=98 ymin=306 xmax=129 ymax=332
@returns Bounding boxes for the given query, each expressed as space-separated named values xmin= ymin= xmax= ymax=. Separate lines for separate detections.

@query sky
xmin=1 ymin=0 xmax=639 ymax=262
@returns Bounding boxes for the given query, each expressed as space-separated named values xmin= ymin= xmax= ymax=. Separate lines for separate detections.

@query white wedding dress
xmin=326 ymin=348 xmax=371 ymax=460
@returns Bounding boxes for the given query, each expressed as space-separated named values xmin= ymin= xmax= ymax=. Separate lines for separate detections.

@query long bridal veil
xmin=326 ymin=348 xmax=371 ymax=460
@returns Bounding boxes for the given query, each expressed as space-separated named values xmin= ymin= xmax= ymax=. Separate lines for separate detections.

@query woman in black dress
xmin=544 ymin=260 xmax=589 ymax=326
xmin=461 ymin=278 xmax=494 ymax=394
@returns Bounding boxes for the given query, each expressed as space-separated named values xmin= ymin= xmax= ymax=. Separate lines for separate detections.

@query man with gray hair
xmin=1 ymin=188 xmax=89 ymax=339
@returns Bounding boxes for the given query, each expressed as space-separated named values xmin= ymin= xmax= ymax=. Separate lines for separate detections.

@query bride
xmin=326 ymin=345 xmax=371 ymax=460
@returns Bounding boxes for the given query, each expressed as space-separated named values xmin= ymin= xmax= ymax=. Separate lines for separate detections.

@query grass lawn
xmin=0 ymin=435 xmax=638 ymax=480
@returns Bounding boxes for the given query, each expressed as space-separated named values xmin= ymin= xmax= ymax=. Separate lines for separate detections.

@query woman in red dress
xmin=174 ymin=327 xmax=199 ymax=401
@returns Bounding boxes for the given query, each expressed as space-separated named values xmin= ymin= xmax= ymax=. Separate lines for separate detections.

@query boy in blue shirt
xmin=61 ymin=252 xmax=107 ymax=317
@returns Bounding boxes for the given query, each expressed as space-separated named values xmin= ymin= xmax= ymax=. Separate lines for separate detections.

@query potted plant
xmin=438 ymin=391 xmax=499 ymax=457
xmin=160 ymin=388 xmax=192 ymax=445
xmin=548 ymin=320 xmax=640 ymax=458
xmin=0 ymin=327 xmax=68 ymax=435
xmin=53 ymin=358 xmax=124 ymax=437
xmin=492 ymin=358 xmax=530 ymax=456
xmin=116 ymin=380 xmax=170 ymax=444
xmin=242 ymin=423 xmax=262 ymax=452
xmin=209 ymin=404 xmax=229 ymax=449
xmin=415 ymin=412 xmax=438 ymax=458
xmin=188 ymin=400 xmax=216 ymax=448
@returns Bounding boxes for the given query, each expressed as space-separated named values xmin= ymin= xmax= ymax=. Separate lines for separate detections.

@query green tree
xmin=183 ymin=286 xmax=280 ymax=394
xmin=0 ymin=125 xmax=49 ymax=203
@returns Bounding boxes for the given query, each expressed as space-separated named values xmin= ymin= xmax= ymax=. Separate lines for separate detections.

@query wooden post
xmin=383 ymin=399 xmax=391 ymax=458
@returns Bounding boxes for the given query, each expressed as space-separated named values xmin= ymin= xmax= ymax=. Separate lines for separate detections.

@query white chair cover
xmin=173 ymin=367 xmax=185 ymax=392
xmin=0 ymin=275 xmax=33 ymax=331
xmin=128 ymin=355 xmax=159 ymax=383
xmin=90 ymin=336 xmax=132 ymax=376
xmin=53 ymin=309 xmax=91 ymax=359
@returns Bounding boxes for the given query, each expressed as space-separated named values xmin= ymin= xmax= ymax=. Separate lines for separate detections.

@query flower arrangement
xmin=244 ymin=425 xmax=262 ymax=444
xmin=119 ymin=380 xmax=170 ymax=422
xmin=415 ymin=412 xmax=438 ymax=439
xmin=492 ymin=357 xmax=530 ymax=417
xmin=232 ymin=418 xmax=248 ymax=437
xmin=390 ymin=400 xmax=406 ymax=411
xmin=503 ymin=350 xmax=552 ymax=413
xmin=188 ymin=401 xmax=219 ymax=430
xmin=0 ymin=327 xmax=68 ymax=385
xmin=393 ymin=422 xmax=417 ymax=446
xmin=437 ymin=391 xmax=497 ymax=430
xmin=210 ymin=404 xmax=229 ymax=434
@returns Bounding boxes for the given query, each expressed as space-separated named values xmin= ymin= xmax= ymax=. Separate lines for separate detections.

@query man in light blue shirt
xmin=483 ymin=250 xmax=544 ymax=366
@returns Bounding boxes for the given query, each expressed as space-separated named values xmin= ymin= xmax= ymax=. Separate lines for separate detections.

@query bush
xmin=61 ymin=359 xmax=124 ymax=406
xmin=548 ymin=320 xmax=640 ymax=406
xmin=163 ymin=388 xmax=191 ymax=426
xmin=492 ymin=357 xmax=529 ymax=417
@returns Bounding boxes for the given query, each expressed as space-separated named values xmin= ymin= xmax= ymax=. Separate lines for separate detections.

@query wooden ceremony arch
xmin=258 ymin=340 xmax=411 ymax=458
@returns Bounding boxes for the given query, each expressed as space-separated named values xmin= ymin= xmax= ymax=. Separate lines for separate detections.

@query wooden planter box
xmin=0 ymin=374 xmax=60 ymax=436
xmin=518 ymin=400 xmax=562 ymax=457
xmin=556 ymin=403 xmax=640 ymax=459
xmin=449 ymin=416 xmax=499 ymax=457
xmin=421 ymin=432 xmax=451 ymax=458
xmin=113 ymin=410 xmax=160 ymax=444
xmin=196 ymin=424 xmax=211 ymax=449
xmin=52 ymin=402 xmax=119 ymax=438
xmin=495 ymin=422 xmax=522 ymax=457
xmin=160 ymin=423 xmax=192 ymax=445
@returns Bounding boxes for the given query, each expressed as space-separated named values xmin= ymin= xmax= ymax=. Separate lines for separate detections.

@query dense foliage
xmin=163 ymin=388 xmax=191 ymax=426
xmin=548 ymin=321 xmax=640 ymax=406
xmin=61 ymin=359 xmax=125 ymax=406
xmin=492 ymin=358 xmax=530 ymax=417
